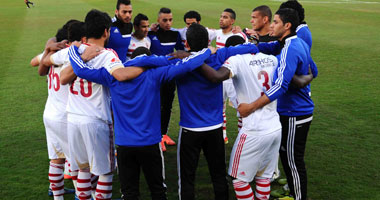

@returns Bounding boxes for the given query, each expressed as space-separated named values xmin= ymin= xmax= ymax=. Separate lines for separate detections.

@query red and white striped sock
xmin=95 ymin=174 xmax=113 ymax=200
xmin=255 ymin=177 xmax=271 ymax=200
xmin=232 ymin=179 xmax=254 ymax=200
xmin=71 ymin=170 xmax=79 ymax=191
xmin=49 ymin=162 xmax=64 ymax=200
xmin=91 ymin=174 xmax=99 ymax=199
xmin=223 ymin=103 xmax=227 ymax=139
xmin=77 ymin=170 xmax=92 ymax=200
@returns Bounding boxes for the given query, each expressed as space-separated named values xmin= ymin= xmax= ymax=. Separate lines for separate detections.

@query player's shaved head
xmin=186 ymin=23 xmax=208 ymax=51
xmin=85 ymin=9 xmax=112 ymax=39
xmin=225 ymin=35 xmax=245 ymax=47
xmin=253 ymin=5 xmax=272 ymax=22
xmin=131 ymin=47 xmax=152 ymax=59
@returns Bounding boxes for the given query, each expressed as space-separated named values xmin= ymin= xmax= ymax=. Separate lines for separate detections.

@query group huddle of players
xmin=30 ymin=0 xmax=318 ymax=200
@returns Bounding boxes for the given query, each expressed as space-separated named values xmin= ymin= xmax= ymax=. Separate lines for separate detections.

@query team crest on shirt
xmin=239 ymin=171 xmax=246 ymax=176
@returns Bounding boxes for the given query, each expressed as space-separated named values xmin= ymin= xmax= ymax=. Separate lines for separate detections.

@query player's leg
xmin=202 ymin=127 xmax=229 ymax=200
xmin=117 ymin=145 xmax=141 ymax=199
xmin=232 ymin=179 xmax=254 ymax=200
xmin=140 ymin=143 xmax=167 ymax=199
xmin=44 ymin=117 xmax=66 ymax=200
xmin=81 ymin=122 xmax=115 ymax=200
xmin=91 ymin=174 xmax=99 ymax=199
xmin=279 ymin=115 xmax=312 ymax=200
xmin=177 ymin=128 xmax=203 ymax=200
xmin=160 ymin=80 xmax=176 ymax=149
xmin=254 ymin=129 xmax=282 ymax=200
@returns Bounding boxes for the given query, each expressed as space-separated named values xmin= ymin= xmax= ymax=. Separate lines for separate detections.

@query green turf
xmin=0 ymin=0 xmax=379 ymax=199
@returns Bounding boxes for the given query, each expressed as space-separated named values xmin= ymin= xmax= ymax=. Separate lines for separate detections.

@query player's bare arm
xmin=78 ymin=44 xmax=104 ymax=62
xmin=291 ymin=67 xmax=313 ymax=88
xmin=238 ymin=95 xmax=271 ymax=118
xmin=112 ymin=67 xmax=145 ymax=81
xmin=199 ymin=64 xmax=230 ymax=83
xmin=38 ymin=39 xmax=67 ymax=76
xmin=30 ymin=55 xmax=40 ymax=67
xmin=60 ymin=65 xmax=76 ymax=85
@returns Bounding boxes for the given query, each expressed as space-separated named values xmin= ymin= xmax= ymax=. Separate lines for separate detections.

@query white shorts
xmin=223 ymin=79 xmax=238 ymax=108
xmin=228 ymin=129 xmax=281 ymax=182
xmin=67 ymin=114 xmax=115 ymax=176
xmin=44 ymin=117 xmax=69 ymax=160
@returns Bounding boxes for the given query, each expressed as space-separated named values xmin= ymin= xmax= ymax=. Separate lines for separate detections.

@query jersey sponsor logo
xmin=111 ymin=58 xmax=120 ymax=63
xmin=249 ymin=57 xmax=276 ymax=67
xmin=239 ymin=171 xmax=246 ymax=176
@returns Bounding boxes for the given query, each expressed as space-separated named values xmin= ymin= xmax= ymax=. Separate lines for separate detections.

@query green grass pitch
xmin=0 ymin=0 xmax=379 ymax=199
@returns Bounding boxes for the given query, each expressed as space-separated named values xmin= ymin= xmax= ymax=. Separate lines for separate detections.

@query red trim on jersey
xmin=105 ymin=48 xmax=119 ymax=58
xmin=82 ymin=43 xmax=91 ymax=46
xmin=216 ymin=42 xmax=225 ymax=47
xmin=128 ymin=49 xmax=134 ymax=52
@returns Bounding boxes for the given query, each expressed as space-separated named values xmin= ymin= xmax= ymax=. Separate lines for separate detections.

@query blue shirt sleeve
xmin=218 ymin=43 xmax=259 ymax=61
xmin=309 ymin=56 xmax=318 ymax=78
xmin=265 ymin=45 xmax=297 ymax=101
xmin=68 ymin=46 xmax=113 ymax=87
xmin=154 ymin=48 xmax=211 ymax=83
xmin=258 ymin=41 xmax=281 ymax=55
xmin=123 ymin=55 xmax=179 ymax=67
xmin=297 ymin=27 xmax=312 ymax=49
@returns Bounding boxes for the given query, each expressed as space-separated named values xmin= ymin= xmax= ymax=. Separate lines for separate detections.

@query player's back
xmin=44 ymin=48 xmax=70 ymax=121
xmin=224 ymin=53 xmax=281 ymax=135
xmin=66 ymin=44 xmax=114 ymax=124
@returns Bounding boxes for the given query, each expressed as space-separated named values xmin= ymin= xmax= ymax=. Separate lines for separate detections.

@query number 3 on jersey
xmin=258 ymin=70 xmax=270 ymax=96
xmin=70 ymin=78 xmax=92 ymax=97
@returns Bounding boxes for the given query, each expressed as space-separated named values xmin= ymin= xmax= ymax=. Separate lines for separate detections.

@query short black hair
xmin=275 ymin=8 xmax=300 ymax=33
xmin=116 ymin=0 xmax=131 ymax=10
xmin=183 ymin=10 xmax=201 ymax=22
xmin=68 ymin=21 xmax=85 ymax=42
xmin=133 ymin=13 xmax=149 ymax=27
xmin=253 ymin=5 xmax=272 ymax=22
xmin=159 ymin=7 xmax=171 ymax=15
xmin=224 ymin=8 xmax=236 ymax=20
xmin=131 ymin=47 xmax=152 ymax=59
xmin=225 ymin=35 xmax=245 ymax=47
xmin=186 ymin=23 xmax=208 ymax=51
xmin=279 ymin=0 xmax=304 ymax=23
xmin=56 ymin=19 xmax=80 ymax=42
xmin=84 ymin=9 xmax=112 ymax=39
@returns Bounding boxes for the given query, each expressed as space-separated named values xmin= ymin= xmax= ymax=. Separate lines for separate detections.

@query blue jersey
xmin=296 ymin=23 xmax=312 ymax=49
xmin=68 ymin=46 xmax=211 ymax=147
xmin=259 ymin=35 xmax=316 ymax=116
xmin=148 ymin=27 xmax=184 ymax=56
xmin=176 ymin=43 xmax=259 ymax=128
xmin=106 ymin=16 xmax=133 ymax=63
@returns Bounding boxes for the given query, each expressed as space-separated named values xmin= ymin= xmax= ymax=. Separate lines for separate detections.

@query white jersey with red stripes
xmin=215 ymin=29 xmax=248 ymax=49
xmin=223 ymin=53 xmax=281 ymax=135
xmin=44 ymin=47 xmax=70 ymax=121
xmin=126 ymin=35 xmax=151 ymax=59
xmin=65 ymin=44 xmax=123 ymax=124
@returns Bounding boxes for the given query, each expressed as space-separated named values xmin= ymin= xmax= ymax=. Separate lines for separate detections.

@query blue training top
xmin=258 ymin=35 xmax=316 ymax=116
xmin=148 ymin=27 xmax=184 ymax=56
xmin=176 ymin=43 xmax=259 ymax=128
xmin=68 ymin=45 xmax=211 ymax=146
xmin=296 ymin=23 xmax=312 ymax=49
xmin=106 ymin=16 xmax=133 ymax=63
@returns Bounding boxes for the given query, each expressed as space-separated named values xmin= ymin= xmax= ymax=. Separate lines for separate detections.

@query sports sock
xmin=232 ymin=179 xmax=254 ymax=200
xmin=95 ymin=174 xmax=113 ymax=200
xmin=77 ymin=170 xmax=92 ymax=200
xmin=49 ymin=162 xmax=65 ymax=200
xmin=255 ymin=177 xmax=271 ymax=200
xmin=71 ymin=170 xmax=79 ymax=191
xmin=91 ymin=174 xmax=99 ymax=199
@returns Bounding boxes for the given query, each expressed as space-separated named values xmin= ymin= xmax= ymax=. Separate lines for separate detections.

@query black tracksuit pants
xmin=117 ymin=143 xmax=167 ymax=200
xmin=279 ymin=114 xmax=313 ymax=200
xmin=177 ymin=127 xmax=229 ymax=200
xmin=160 ymin=80 xmax=176 ymax=136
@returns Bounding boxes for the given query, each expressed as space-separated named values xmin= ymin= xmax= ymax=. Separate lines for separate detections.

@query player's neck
xmin=257 ymin=25 xmax=270 ymax=36
xmin=222 ymin=27 xmax=232 ymax=34
xmin=87 ymin=38 xmax=105 ymax=47
xmin=133 ymin=33 xmax=144 ymax=40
